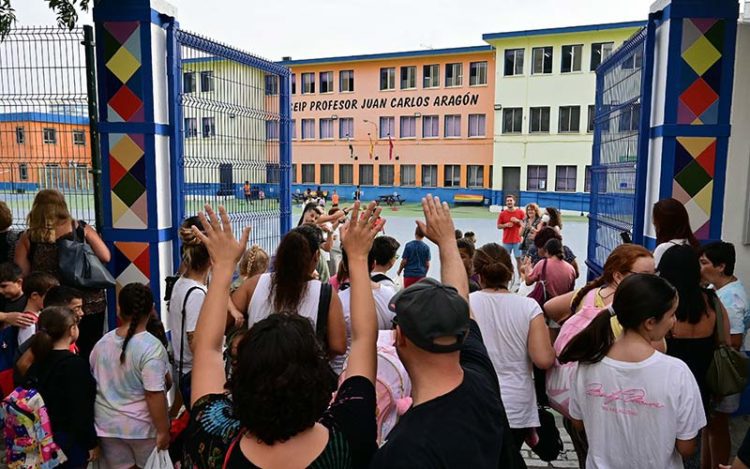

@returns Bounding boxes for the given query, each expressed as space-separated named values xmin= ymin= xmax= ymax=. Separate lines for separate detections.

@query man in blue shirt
xmin=398 ymin=226 xmax=431 ymax=288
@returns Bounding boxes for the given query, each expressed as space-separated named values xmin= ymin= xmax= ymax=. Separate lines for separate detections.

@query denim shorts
xmin=502 ymin=242 xmax=523 ymax=257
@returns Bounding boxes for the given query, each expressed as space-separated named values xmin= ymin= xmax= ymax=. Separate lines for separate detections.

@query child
xmin=560 ymin=274 xmax=706 ymax=468
xmin=90 ymin=283 xmax=170 ymax=468
xmin=232 ymin=245 xmax=269 ymax=291
xmin=0 ymin=262 xmax=28 ymax=318
xmin=17 ymin=272 xmax=59 ymax=346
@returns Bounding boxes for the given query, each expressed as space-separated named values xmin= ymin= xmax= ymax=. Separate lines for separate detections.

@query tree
xmin=1 ymin=0 xmax=95 ymax=39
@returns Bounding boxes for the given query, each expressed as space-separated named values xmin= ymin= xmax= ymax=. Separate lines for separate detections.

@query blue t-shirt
xmin=402 ymin=239 xmax=431 ymax=278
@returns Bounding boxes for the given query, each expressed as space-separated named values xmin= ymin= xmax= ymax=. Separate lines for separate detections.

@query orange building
xmin=281 ymin=46 xmax=495 ymax=201
xmin=0 ymin=112 xmax=92 ymax=191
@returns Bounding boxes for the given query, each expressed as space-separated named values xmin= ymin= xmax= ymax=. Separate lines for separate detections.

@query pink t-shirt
xmin=530 ymin=257 xmax=575 ymax=297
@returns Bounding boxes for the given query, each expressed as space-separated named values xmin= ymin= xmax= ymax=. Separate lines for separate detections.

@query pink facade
xmin=285 ymin=47 xmax=495 ymax=189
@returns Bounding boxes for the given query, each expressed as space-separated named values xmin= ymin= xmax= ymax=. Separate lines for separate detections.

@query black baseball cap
xmin=389 ymin=278 xmax=470 ymax=353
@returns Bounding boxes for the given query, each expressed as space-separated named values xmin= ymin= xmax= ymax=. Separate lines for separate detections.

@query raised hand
xmin=340 ymin=201 xmax=385 ymax=260
xmin=191 ymin=205 xmax=251 ymax=269
xmin=416 ymin=195 xmax=456 ymax=247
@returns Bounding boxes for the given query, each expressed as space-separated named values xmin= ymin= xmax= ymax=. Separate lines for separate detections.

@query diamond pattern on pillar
xmin=103 ymin=22 xmax=144 ymax=123
xmin=113 ymin=242 xmax=150 ymax=291
xmin=678 ymin=18 xmax=724 ymax=126
xmin=109 ymin=133 xmax=148 ymax=229
xmin=673 ymin=137 xmax=717 ymax=240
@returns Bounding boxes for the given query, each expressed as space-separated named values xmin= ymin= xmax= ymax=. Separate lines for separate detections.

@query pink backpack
xmin=339 ymin=330 xmax=412 ymax=446
xmin=546 ymin=289 xmax=605 ymax=418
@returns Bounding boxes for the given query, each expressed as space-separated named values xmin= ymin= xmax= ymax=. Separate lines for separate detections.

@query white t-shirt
xmin=17 ymin=311 xmax=39 ymax=346
xmin=469 ymin=291 xmax=543 ymax=428
xmin=569 ymin=352 xmax=706 ymax=469
xmin=167 ymin=277 xmax=206 ymax=375
xmin=330 ymin=283 xmax=396 ymax=374
xmin=247 ymin=273 xmax=323 ymax=326
xmin=717 ymin=279 xmax=750 ymax=349
xmin=90 ymin=330 xmax=169 ymax=439
xmin=653 ymin=239 xmax=688 ymax=269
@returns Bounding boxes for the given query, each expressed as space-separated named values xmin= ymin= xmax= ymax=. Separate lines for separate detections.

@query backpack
xmin=338 ymin=330 xmax=412 ymax=446
xmin=0 ymin=382 xmax=68 ymax=468
xmin=0 ymin=326 xmax=19 ymax=397
xmin=546 ymin=288 xmax=604 ymax=418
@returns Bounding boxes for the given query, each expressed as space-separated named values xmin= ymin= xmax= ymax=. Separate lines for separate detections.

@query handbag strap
xmin=539 ymin=259 xmax=548 ymax=282
xmin=710 ymin=292 xmax=727 ymax=346
xmin=223 ymin=428 xmax=247 ymax=469
xmin=316 ymin=283 xmax=332 ymax=352
xmin=179 ymin=286 xmax=205 ymax=381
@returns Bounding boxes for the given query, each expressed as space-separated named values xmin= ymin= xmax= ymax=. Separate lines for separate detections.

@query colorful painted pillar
xmin=93 ymin=0 xmax=178 ymax=327
xmin=642 ymin=0 xmax=739 ymax=248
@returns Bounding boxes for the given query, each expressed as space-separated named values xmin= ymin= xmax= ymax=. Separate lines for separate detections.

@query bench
xmin=378 ymin=194 xmax=405 ymax=206
xmin=454 ymin=194 xmax=484 ymax=205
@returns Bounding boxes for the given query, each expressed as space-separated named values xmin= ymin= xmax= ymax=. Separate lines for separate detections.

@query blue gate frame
xmin=587 ymin=19 xmax=656 ymax=277
xmin=167 ymin=26 xmax=291 ymax=268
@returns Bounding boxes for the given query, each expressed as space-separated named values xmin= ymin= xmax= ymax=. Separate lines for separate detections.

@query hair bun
xmin=179 ymin=226 xmax=203 ymax=246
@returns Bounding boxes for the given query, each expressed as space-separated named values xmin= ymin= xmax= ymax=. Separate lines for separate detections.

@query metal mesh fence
xmin=175 ymin=30 xmax=287 ymax=254
xmin=0 ymin=27 xmax=98 ymax=228
xmin=588 ymin=28 xmax=647 ymax=274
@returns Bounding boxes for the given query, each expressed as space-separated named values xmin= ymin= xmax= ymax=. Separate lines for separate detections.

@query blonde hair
xmin=27 ymin=190 xmax=72 ymax=243
xmin=525 ymin=203 xmax=541 ymax=218
xmin=179 ymin=216 xmax=210 ymax=273
xmin=239 ymin=245 xmax=269 ymax=278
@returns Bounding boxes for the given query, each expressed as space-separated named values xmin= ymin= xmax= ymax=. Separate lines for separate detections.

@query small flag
xmin=388 ymin=134 xmax=394 ymax=160
xmin=368 ymin=133 xmax=374 ymax=160
xmin=347 ymin=135 xmax=354 ymax=159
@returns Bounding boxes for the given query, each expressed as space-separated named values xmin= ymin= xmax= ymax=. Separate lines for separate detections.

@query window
xmin=445 ymin=63 xmax=463 ymax=87
xmin=467 ymin=165 xmax=484 ymax=187
xmin=591 ymin=42 xmax=614 ymax=70
xmin=400 ymin=116 xmax=416 ymax=138
xmin=584 ymin=165 xmax=592 ymax=192
xmin=359 ymin=164 xmax=374 ymax=185
xmin=468 ymin=114 xmax=486 ymax=137
xmin=320 ymin=164 xmax=334 ymax=184
xmin=320 ymin=71 xmax=333 ymax=93
xmin=15 ymin=127 xmax=24 ymax=144
xmin=301 ymin=119 xmax=315 ymax=140
xmin=422 ymin=165 xmax=438 ymax=186
xmin=400 ymin=165 xmax=416 ymax=186
xmin=558 ymin=106 xmax=581 ymax=133
xmin=379 ymin=165 xmax=394 ymax=185
xmin=339 ymin=164 xmax=353 ymax=185
xmin=267 ymin=163 xmax=280 ymax=184
xmin=202 ymin=117 xmax=216 ymax=138
xmin=200 ymin=71 xmax=214 ymax=92
xmin=43 ymin=164 xmax=61 ymax=189
xmin=73 ymin=164 xmax=89 ymax=190
xmin=422 ymin=115 xmax=439 ymax=138
xmin=530 ymin=107 xmax=550 ymax=133
xmin=400 ymin=66 xmax=416 ymax=89
xmin=621 ymin=50 xmax=643 ymax=70
xmin=73 ymin=130 xmax=85 ymax=145
xmin=380 ymin=67 xmax=395 ymax=91
xmin=266 ymin=120 xmax=279 ymax=140
xmin=561 ymin=44 xmax=583 ymax=73
xmin=502 ymin=108 xmax=523 ymax=133
xmin=301 ymin=164 xmax=315 ymax=184
xmin=184 ymin=118 xmax=197 ymax=138
xmin=445 ymin=115 xmax=461 ymax=138
xmin=319 ymin=118 xmax=334 ymax=139
xmin=19 ymin=163 xmax=28 ymax=181
xmin=339 ymin=118 xmax=354 ymax=139
xmin=183 ymin=72 xmax=195 ymax=93
xmin=532 ymin=47 xmax=553 ymax=74
xmin=379 ymin=116 xmax=395 ymax=138
xmin=291 ymin=74 xmax=296 ymax=94
xmin=555 ymin=165 xmax=577 ymax=192
xmin=444 ymin=165 xmax=461 ymax=187
xmin=291 ymin=119 xmax=297 ymax=139
xmin=43 ymin=127 xmax=56 ymax=144
xmin=302 ymin=72 xmax=315 ymax=94
xmin=469 ymin=61 xmax=487 ymax=85
xmin=504 ymin=49 xmax=524 ymax=76
xmin=423 ymin=64 xmax=439 ymax=88
xmin=619 ymin=104 xmax=640 ymax=132
xmin=587 ymin=105 xmax=595 ymax=133
xmin=265 ymin=75 xmax=279 ymax=95
xmin=527 ymin=165 xmax=548 ymax=191
xmin=340 ymin=70 xmax=354 ymax=92
xmin=489 ymin=165 xmax=494 ymax=188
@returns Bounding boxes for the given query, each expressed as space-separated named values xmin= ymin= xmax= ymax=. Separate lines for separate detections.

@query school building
xmin=281 ymin=46 xmax=496 ymax=202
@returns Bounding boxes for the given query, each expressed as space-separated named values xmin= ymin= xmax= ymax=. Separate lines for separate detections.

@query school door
xmin=502 ymin=167 xmax=520 ymax=199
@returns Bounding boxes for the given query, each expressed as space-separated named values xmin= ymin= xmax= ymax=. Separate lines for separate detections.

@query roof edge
xmin=278 ymin=45 xmax=494 ymax=67
xmin=482 ymin=20 xmax=647 ymax=41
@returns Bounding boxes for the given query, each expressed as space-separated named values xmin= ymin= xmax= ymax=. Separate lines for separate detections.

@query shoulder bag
xmin=527 ymin=259 xmax=549 ymax=308
xmin=57 ymin=221 xmax=115 ymax=289
xmin=706 ymin=293 xmax=750 ymax=397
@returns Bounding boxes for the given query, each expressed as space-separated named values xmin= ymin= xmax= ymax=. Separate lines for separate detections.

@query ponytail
xmin=544 ymin=238 xmax=564 ymax=260
xmin=570 ymin=276 xmax=607 ymax=313
xmin=559 ymin=309 xmax=615 ymax=364
xmin=118 ymin=283 xmax=155 ymax=364
xmin=472 ymin=243 xmax=513 ymax=288
xmin=30 ymin=306 xmax=76 ymax=364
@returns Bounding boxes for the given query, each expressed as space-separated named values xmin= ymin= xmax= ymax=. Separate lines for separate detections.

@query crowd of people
xmin=0 ymin=188 xmax=749 ymax=469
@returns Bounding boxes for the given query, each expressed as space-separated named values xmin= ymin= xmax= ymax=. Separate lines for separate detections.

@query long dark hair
xmin=473 ymin=243 xmax=513 ymax=289
xmin=271 ymin=225 xmax=322 ymax=313
xmin=658 ymin=244 xmax=713 ymax=324
xmin=118 ymin=283 xmax=154 ymax=363
xmin=297 ymin=202 xmax=319 ymax=227
xmin=653 ymin=198 xmax=700 ymax=248
xmin=232 ymin=314 xmax=336 ymax=445
xmin=559 ymin=274 xmax=677 ymax=364
xmin=30 ymin=306 xmax=77 ymax=364
xmin=544 ymin=238 xmax=564 ymax=260
xmin=546 ymin=207 xmax=562 ymax=229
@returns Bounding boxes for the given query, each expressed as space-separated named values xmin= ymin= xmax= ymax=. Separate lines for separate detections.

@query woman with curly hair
xmin=184 ymin=203 xmax=381 ymax=468
xmin=90 ymin=283 xmax=169 ymax=469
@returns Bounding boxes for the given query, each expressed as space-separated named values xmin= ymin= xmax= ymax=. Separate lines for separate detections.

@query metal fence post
xmin=279 ymin=72 xmax=292 ymax=234
xmin=82 ymin=25 xmax=104 ymax=231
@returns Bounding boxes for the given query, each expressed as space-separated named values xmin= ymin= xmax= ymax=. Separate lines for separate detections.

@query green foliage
xmin=0 ymin=0 xmax=95 ymax=39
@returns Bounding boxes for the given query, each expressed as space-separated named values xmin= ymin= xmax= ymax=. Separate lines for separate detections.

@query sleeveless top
xmin=247 ymin=273 xmax=322 ymax=326
xmin=28 ymin=221 xmax=106 ymax=315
